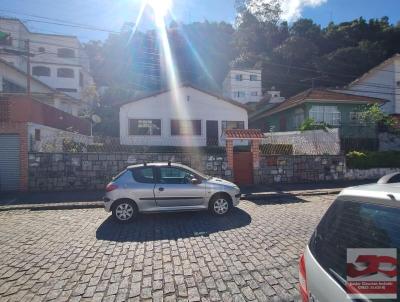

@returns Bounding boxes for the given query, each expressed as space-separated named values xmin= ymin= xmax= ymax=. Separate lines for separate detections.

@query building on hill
xmin=223 ymin=69 xmax=262 ymax=104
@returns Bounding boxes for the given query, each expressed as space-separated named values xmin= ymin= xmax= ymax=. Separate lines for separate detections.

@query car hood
xmin=207 ymin=177 xmax=238 ymax=188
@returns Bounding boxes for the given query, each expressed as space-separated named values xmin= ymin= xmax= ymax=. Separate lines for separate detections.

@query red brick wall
xmin=6 ymin=96 xmax=90 ymax=135
xmin=0 ymin=122 xmax=28 ymax=191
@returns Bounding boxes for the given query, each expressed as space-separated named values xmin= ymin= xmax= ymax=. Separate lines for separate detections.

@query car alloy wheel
xmin=115 ymin=203 xmax=134 ymax=221
xmin=213 ymin=198 xmax=229 ymax=215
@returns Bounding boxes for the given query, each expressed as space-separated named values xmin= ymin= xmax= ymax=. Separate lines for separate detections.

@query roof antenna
xmin=168 ymin=160 xmax=171 ymax=166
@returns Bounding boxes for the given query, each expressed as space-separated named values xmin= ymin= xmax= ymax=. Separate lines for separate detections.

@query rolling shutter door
xmin=0 ymin=134 xmax=20 ymax=191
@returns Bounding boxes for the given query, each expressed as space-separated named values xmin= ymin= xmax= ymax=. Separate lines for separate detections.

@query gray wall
xmin=28 ymin=152 xmax=231 ymax=191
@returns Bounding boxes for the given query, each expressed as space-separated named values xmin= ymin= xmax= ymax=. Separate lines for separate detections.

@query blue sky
xmin=0 ymin=0 xmax=399 ymax=41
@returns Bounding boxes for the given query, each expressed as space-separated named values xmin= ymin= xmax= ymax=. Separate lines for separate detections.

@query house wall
xmin=27 ymin=122 xmax=94 ymax=152
xmin=344 ymin=57 xmax=400 ymax=114
xmin=265 ymin=102 xmax=367 ymax=132
xmin=222 ymin=69 xmax=262 ymax=103
xmin=120 ymin=86 xmax=248 ymax=146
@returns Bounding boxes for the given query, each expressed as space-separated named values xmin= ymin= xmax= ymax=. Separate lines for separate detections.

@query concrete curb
xmin=0 ymin=202 xmax=104 ymax=212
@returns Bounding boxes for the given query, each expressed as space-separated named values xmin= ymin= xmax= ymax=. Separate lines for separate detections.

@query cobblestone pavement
xmin=0 ymin=194 xmax=335 ymax=302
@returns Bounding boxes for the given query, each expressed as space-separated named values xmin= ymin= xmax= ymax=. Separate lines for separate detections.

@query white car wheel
xmin=112 ymin=200 xmax=138 ymax=223
xmin=210 ymin=196 xmax=231 ymax=216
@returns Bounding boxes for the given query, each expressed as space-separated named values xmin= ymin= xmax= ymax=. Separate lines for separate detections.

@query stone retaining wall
xmin=28 ymin=152 xmax=231 ymax=191
xmin=379 ymin=132 xmax=400 ymax=151
xmin=255 ymin=155 xmax=345 ymax=184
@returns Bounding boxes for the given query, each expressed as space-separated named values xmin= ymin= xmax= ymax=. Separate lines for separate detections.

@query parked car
xmin=299 ymin=172 xmax=400 ymax=302
xmin=104 ymin=162 xmax=241 ymax=222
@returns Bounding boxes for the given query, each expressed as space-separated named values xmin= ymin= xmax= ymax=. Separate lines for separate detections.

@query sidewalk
xmin=0 ymin=179 xmax=375 ymax=211
xmin=0 ymin=190 xmax=104 ymax=211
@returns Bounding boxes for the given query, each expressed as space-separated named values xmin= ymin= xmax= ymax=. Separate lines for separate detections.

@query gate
xmin=233 ymin=151 xmax=253 ymax=185
xmin=0 ymin=134 xmax=20 ymax=191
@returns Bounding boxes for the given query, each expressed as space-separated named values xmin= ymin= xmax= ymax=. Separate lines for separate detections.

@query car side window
xmin=159 ymin=167 xmax=194 ymax=184
xmin=131 ymin=167 xmax=155 ymax=183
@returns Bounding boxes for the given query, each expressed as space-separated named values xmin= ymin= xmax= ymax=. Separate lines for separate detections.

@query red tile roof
xmin=225 ymin=129 xmax=264 ymax=139
xmin=253 ymin=88 xmax=386 ymax=121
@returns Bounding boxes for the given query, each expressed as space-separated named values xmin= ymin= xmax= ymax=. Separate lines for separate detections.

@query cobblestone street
xmin=0 ymin=194 xmax=335 ymax=302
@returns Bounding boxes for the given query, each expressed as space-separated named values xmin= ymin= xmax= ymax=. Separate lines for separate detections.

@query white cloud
xmin=279 ymin=0 xmax=327 ymax=22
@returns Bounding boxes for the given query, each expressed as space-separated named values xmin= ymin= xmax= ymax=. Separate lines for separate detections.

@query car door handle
xmin=158 ymin=187 xmax=164 ymax=191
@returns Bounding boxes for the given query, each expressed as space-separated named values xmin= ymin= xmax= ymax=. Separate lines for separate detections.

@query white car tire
xmin=112 ymin=199 xmax=138 ymax=223
xmin=209 ymin=195 xmax=232 ymax=216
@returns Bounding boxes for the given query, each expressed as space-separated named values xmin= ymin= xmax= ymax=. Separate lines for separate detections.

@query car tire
xmin=209 ymin=194 xmax=232 ymax=216
xmin=112 ymin=199 xmax=138 ymax=223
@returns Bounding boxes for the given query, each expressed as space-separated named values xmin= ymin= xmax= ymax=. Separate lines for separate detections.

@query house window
xmin=2 ymin=79 xmax=25 ymax=93
xmin=0 ymin=32 xmax=12 ymax=46
xmin=234 ymin=91 xmax=245 ymax=98
xmin=171 ymin=120 xmax=201 ymax=136
xmin=38 ymin=47 xmax=45 ymax=53
xmin=221 ymin=121 xmax=245 ymax=133
xmin=129 ymin=119 xmax=161 ymax=136
xmin=235 ymin=74 xmax=243 ymax=81
xmin=57 ymin=48 xmax=75 ymax=58
xmin=34 ymin=129 xmax=41 ymax=141
xmin=32 ymin=66 xmax=50 ymax=77
xmin=251 ymin=91 xmax=258 ymax=96
xmin=294 ymin=108 xmax=304 ymax=128
xmin=56 ymin=88 xmax=78 ymax=93
xmin=57 ymin=68 xmax=74 ymax=78
xmin=309 ymin=105 xmax=341 ymax=126
xmin=250 ymin=75 xmax=257 ymax=81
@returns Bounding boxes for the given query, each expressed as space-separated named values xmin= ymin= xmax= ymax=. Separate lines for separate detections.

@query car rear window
xmin=132 ymin=167 xmax=155 ymax=183
xmin=309 ymin=199 xmax=400 ymax=285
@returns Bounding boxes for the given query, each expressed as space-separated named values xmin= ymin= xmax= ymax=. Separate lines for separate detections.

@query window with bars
xmin=57 ymin=48 xmax=75 ymax=58
xmin=235 ymin=74 xmax=243 ymax=81
xmin=129 ymin=119 xmax=161 ymax=136
xmin=171 ymin=120 xmax=201 ymax=136
xmin=349 ymin=112 xmax=366 ymax=124
xmin=250 ymin=75 xmax=257 ymax=81
xmin=309 ymin=105 xmax=341 ymax=126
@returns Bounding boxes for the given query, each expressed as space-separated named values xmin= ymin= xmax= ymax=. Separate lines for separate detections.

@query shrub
xmin=346 ymin=150 xmax=400 ymax=169
xmin=299 ymin=118 xmax=330 ymax=132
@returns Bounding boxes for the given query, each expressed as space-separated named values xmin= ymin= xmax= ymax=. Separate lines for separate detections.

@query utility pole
xmin=26 ymin=39 xmax=31 ymax=96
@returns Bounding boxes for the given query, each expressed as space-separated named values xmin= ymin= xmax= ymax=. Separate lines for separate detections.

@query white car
xmin=299 ymin=172 xmax=400 ymax=302
xmin=103 ymin=162 xmax=241 ymax=223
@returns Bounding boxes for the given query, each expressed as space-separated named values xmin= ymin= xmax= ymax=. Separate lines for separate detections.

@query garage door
xmin=0 ymin=134 xmax=20 ymax=191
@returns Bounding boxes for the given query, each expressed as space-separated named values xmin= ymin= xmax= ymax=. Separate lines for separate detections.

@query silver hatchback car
xmin=104 ymin=162 xmax=241 ymax=222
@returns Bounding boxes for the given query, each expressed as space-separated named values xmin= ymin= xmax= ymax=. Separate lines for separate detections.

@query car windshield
xmin=179 ymin=165 xmax=210 ymax=180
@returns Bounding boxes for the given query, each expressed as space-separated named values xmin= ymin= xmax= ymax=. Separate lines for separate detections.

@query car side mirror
xmin=190 ymin=178 xmax=201 ymax=185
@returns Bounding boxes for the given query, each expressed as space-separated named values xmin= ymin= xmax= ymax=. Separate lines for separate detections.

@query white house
xmin=223 ymin=69 xmax=262 ymax=104
xmin=0 ymin=17 xmax=95 ymax=107
xmin=344 ymin=53 xmax=400 ymax=115
xmin=119 ymin=84 xmax=248 ymax=147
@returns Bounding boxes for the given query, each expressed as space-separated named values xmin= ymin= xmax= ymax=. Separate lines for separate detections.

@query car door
xmin=129 ymin=166 xmax=157 ymax=211
xmin=154 ymin=166 xmax=206 ymax=208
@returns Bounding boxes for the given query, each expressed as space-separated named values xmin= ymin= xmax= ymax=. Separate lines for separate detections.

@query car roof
xmin=126 ymin=162 xmax=188 ymax=169
xmin=339 ymin=182 xmax=400 ymax=201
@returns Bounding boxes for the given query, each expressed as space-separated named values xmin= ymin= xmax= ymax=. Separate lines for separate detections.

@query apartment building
xmin=223 ymin=69 xmax=262 ymax=104
xmin=0 ymin=17 xmax=95 ymax=105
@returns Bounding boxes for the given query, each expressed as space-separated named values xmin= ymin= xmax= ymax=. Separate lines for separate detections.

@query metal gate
xmin=233 ymin=151 xmax=253 ymax=185
xmin=0 ymin=134 xmax=20 ymax=191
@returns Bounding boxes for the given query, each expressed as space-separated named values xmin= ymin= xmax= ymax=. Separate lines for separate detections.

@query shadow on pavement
xmin=244 ymin=194 xmax=309 ymax=205
xmin=96 ymin=208 xmax=251 ymax=242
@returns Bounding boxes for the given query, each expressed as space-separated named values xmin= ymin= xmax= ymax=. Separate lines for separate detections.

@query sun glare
xmin=147 ymin=0 xmax=171 ymax=19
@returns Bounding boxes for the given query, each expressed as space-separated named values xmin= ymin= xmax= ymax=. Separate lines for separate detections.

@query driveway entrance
xmin=233 ymin=151 xmax=253 ymax=185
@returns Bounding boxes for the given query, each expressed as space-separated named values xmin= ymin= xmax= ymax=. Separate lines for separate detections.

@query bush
xmin=299 ymin=118 xmax=330 ymax=132
xmin=346 ymin=150 xmax=400 ymax=169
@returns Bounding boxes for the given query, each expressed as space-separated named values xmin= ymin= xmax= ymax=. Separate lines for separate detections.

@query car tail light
xmin=299 ymin=253 xmax=309 ymax=302
xmin=106 ymin=183 xmax=118 ymax=192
